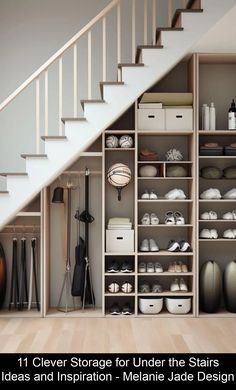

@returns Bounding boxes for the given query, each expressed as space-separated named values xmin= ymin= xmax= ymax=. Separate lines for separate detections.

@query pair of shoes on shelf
xmin=109 ymin=302 xmax=133 ymax=315
xmin=168 ymin=261 xmax=188 ymax=273
xmin=200 ymin=188 xmax=236 ymax=200
xmin=200 ymin=229 xmax=218 ymax=239
xmin=165 ymin=189 xmax=186 ymax=200
xmin=223 ymin=229 xmax=236 ymax=239
xmin=141 ymin=190 xmax=158 ymax=199
xmin=167 ymin=240 xmax=191 ymax=252
xmin=200 ymin=211 xmax=218 ymax=220
xmin=222 ymin=210 xmax=236 ymax=220
xmin=170 ymin=278 xmax=188 ymax=292
xmin=141 ymin=213 xmax=159 ymax=225
xmin=139 ymin=281 xmax=163 ymax=293
xmin=107 ymin=281 xmax=133 ymax=294
xmin=140 ymin=239 xmax=159 ymax=252
xmin=165 ymin=211 xmax=185 ymax=225
xmin=106 ymin=260 xmax=133 ymax=273
xmin=138 ymin=262 xmax=163 ymax=273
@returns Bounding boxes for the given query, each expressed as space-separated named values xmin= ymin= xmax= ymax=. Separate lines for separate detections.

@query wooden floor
xmin=1 ymin=317 xmax=236 ymax=353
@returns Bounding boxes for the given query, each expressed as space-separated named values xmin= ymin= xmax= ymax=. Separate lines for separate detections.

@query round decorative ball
xmin=106 ymin=135 xmax=119 ymax=148
xmin=139 ymin=165 xmax=158 ymax=177
xmin=107 ymin=163 xmax=132 ymax=187
xmin=119 ymin=135 xmax=133 ymax=148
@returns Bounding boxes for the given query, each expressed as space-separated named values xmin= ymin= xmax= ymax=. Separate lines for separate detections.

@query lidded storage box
xmin=106 ymin=230 xmax=134 ymax=253
xmin=139 ymin=297 xmax=163 ymax=314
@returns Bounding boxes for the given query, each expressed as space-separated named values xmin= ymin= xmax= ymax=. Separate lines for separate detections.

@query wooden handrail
xmin=0 ymin=0 xmax=119 ymax=112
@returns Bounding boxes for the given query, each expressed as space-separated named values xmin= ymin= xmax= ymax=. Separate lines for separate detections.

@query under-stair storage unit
xmin=0 ymin=194 xmax=43 ymax=317
xmin=197 ymin=54 xmax=236 ymax=317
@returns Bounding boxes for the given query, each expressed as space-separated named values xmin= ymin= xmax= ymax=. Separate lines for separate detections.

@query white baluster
xmin=102 ymin=17 xmax=107 ymax=82
xmin=182 ymin=0 xmax=187 ymax=8
xmin=117 ymin=1 xmax=121 ymax=63
xmin=132 ymin=0 xmax=136 ymax=62
xmin=44 ymin=70 xmax=48 ymax=136
xmin=88 ymin=30 xmax=92 ymax=99
xmin=36 ymin=78 xmax=40 ymax=153
xmin=59 ymin=57 xmax=63 ymax=135
xmin=73 ymin=44 xmax=78 ymax=117
xmin=144 ymin=0 xmax=148 ymax=45
xmin=168 ymin=0 xmax=173 ymax=27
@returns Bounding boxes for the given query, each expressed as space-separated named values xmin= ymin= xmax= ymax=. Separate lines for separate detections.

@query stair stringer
xmin=0 ymin=0 xmax=235 ymax=230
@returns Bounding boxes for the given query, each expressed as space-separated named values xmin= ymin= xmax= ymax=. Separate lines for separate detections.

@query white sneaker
xmin=223 ymin=188 xmax=236 ymax=199
xmin=210 ymin=229 xmax=218 ymax=239
xmin=149 ymin=239 xmax=159 ymax=252
xmin=200 ymin=229 xmax=218 ymax=239
xmin=179 ymin=278 xmax=188 ymax=292
xmin=138 ymin=262 xmax=146 ymax=273
xmin=141 ymin=190 xmax=150 ymax=199
xmin=149 ymin=190 xmax=158 ymax=200
xmin=165 ymin=211 xmax=175 ymax=225
xmin=140 ymin=239 xmax=149 ymax=251
xmin=200 ymin=188 xmax=221 ymax=199
xmin=201 ymin=211 xmax=218 ymax=220
xmin=165 ymin=189 xmax=186 ymax=200
xmin=150 ymin=213 xmax=159 ymax=225
xmin=223 ymin=229 xmax=235 ymax=239
xmin=174 ymin=211 xmax=185 ymax=225
xmin=170 ymin=278 xmax=180 ymax=292
xmin=222 ymin=210 xmax=236 ymax=220
xmin=155 ymin=262 xmax=163 ymax=273
xmin=147 ymin=262 xmax=155 ymax=273
xmin=141 ymin=213 xmax=150 ymax=225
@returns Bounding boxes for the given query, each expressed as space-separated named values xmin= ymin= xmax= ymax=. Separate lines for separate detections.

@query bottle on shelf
xmin=228 ymin=99 xmax=236 ymax=130
xmin=202 ymin=104 xmax=209 ymax=130
xmin=209 ymin=102 xmax=216 ymax=131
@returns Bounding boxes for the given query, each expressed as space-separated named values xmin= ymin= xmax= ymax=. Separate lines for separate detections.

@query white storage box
xmin=138 ymin=109 xmax=165 ymax=131
xmin=165 ymin=297 xmax=191 ymax=314
xmin=139 ymin=298 xmax=163 ymax=314
xmin=165 ymin=108 xmax=193 ymax=131
xmin=106 ymin=230 xmax=134 ymax=253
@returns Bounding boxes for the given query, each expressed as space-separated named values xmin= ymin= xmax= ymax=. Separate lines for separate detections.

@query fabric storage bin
xmin=165 ymin=297 xmax=191 ymax=314
xmin=138 ymin=109 xmax=165 ymax=131
xmin=224 ymin=146 xmax=236 ymax=156
xmin=199 ymin=146 xmax=223 ymax=156
xmin=139 ymin=297 xmax=163 ymax=314
xmin=165 ymin=108 xmax=193 ymax=131
xmin=106 ymin=230 xmax=134 ymax=253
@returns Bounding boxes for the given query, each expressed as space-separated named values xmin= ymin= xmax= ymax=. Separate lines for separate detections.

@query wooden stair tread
xmin=118 ymin=63 xmax=144 ymax=68
xmin=41 ymin=136 xmax=67 ymax=140
xmin=21 ymin=154 xmax=47 ymax=159
xmin=0 ymin=191 xmax=9 ymax=194
xmin=0 ymin=173 xmax=28 ymax=176
xmin=100 ymin=82 xmax=124 ymax=98
xmin=80 ymin=100 xmax=105 ymax=110
xmin=187 ymin=0 xmax=200 ymax=9
xmin=172 ymin=8 xmax=203 ymax=27
xmin=136 ymin=45 xmax=164 ymax=63
xmin=156 ymin=27 xmax=184 ymax=42
xmin=61 ymin=117 xmax=86 ymax=123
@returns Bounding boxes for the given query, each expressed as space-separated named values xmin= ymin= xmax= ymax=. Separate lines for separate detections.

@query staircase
xmin=0 ymin=0 xmax=235 ymax=230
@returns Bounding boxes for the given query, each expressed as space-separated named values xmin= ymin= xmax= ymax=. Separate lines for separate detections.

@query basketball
xmin=107 ymin=163 xmax=132 ymax=187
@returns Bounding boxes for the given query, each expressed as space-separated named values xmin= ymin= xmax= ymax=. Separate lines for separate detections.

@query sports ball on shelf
xmin=166 ymin=148 xmax=183 ymax=161
xmin=119 ymin=135 xmax=133 ymax=148
xmin=108 ymin=282 xmax=119 ymax=293
xmin=139 ymin=165 xmax=158 ymax=177
xmin=106 ymin=135 xmax=119 ymax=148
xmin=107 ymin=163 xmax=132 ymax=201
xmin=121 ymin=282 xmax=133 ymax=293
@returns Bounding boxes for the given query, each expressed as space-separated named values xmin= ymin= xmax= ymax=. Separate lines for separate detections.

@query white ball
xmin=108 ymin=282 xmax=119 ymax=293
xmin=121 ymin=282 xmax=133 ymax=293
xmin=119 ymin=135 xmax=133 ymax=148
xmin=139 ymin=165 xmax=158 ymax=177
xmin=106 ymin=135 xmax=119 ymax=148
xmin=107 ymin=163 xmax=132 ymax=187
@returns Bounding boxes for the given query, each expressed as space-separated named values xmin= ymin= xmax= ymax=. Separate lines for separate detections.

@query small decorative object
xmin=139 ymin=148 xmax=158 ymax=161
xmin=106 ymin=135 xmax=119 ymax=148
xmin=200 ymin=166 xmax=222 ymax=179
xmin=166 ymin=165 xmax=187 ymax=177
xmin=209 ymin=102 xmax=216 ymax=130
xmin=166 ymin=148 xmax=183 ymax=161
xmin=139 ymin=165 xmax=158 ymax=177
xmin=228 ymin=99 xmax=236 ymax=130
xmin=202 ymin=103 xmax=210 ymax=130
xmin=119 ymin=135 xmax=133 ymax=148
xmin=107 ymin=163 xmax=132 ymax=201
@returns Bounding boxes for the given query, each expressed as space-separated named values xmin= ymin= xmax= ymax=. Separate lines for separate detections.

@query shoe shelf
xmin=138 ymin=251 xmax=193 ymax=256
xmin=138 ymin=161 xmax=193 ymax=164
xmin=199 ymin=220 xmax=236 ymax=223
xmin=104 ymin=252 xmax=135 ymax=256
xmin=199 ymin=199 xmax=236 ymax=203
xmin=138 ymin=177 xmax=193 ymax=180
xmin=138 ymin=224 xmax=193 ymax=227
xmin=138 ymin=292 xmax=194 ymax=297
xmin=105 ymin=130 xmax=136 ymax=134
xmin=138 ymin=272 xmax=193 ymax=276
xmin=199 ymin=239 xmax=236 ymax=242
xmin=105 ymin=293 xmax=136 ymax=297
xmin=138 ymin=131 xmax=194 ymax=135
xmin=104 ymin=272 xmax=135 ymax=276
xmin=199 ymin=130 xmax=236 ymax=135
xmin=105 ymin=148 xmax=135 ymax=151
xmin=138 ymin=199 xmax=193 ymax=203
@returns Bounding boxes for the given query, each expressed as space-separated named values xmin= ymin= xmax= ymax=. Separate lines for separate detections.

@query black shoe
xmin=106 ymin=260 xmax=119 ymax=273
xmin=167 ymin=240 xmax=180 ymax=252
xmin=121 ymin=303 xmax=133 ymax=315
xmin=120 ymin=260 xmax=133 ymax=273
xmin=109 ymin=303 xmax=121 ymax=315
xmin=179 ymin=240 xmax=191 ymax=252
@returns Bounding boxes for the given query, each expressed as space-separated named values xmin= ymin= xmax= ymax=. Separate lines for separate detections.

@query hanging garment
xmin=71 ymin=237 xmax=86 ymax=297
xmin=18 ymin=237 xmax=28 ymax=310
xmin=0 ymin=242 xmax=7 ymax=309
xmin=28 ymin=238 xmax=40 ymax=311
xmin=9 ymin=238 xmax=19 ymax=310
